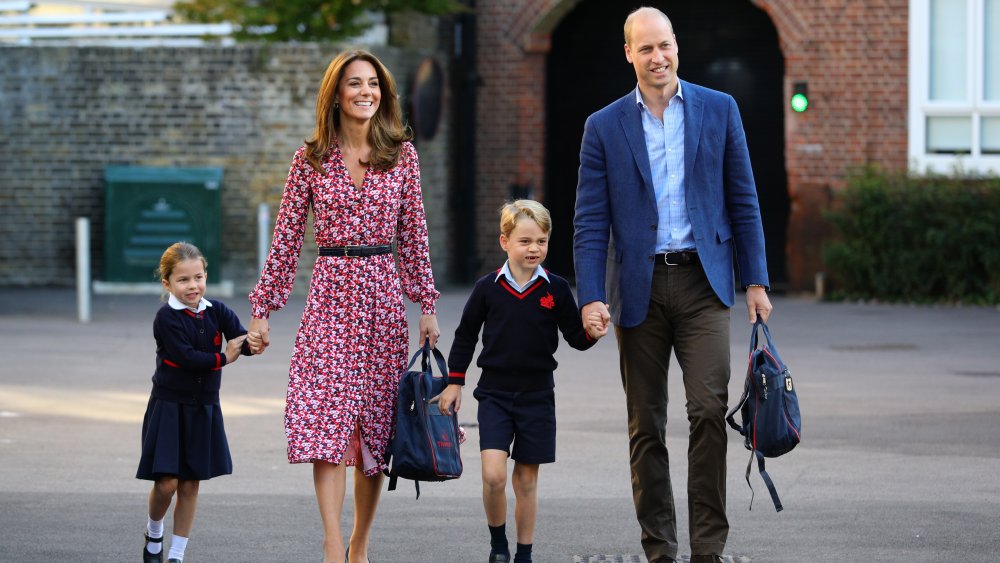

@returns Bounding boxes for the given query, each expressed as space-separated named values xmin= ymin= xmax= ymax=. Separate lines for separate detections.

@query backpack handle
xmin=749 ymin=320 xmax=786 ymax=369
xmin=403 ymin=339 xmax=449 ymax=380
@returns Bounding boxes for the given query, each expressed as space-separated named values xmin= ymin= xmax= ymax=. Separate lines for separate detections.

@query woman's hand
xmin=248 ymin=317 xmax=270 ymax=354
xmin=418 ymin=313 xmax=441 ymax=348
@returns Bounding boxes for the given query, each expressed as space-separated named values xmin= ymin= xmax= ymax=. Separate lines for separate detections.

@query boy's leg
xmin=511 ymin=462 xmax=539 ymax=544
xmin=481 ymin=449 xmax=509 ymax=525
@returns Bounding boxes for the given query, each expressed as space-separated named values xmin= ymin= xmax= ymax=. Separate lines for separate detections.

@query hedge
xmin=822 ymin=167 xmax=1000 ymax=304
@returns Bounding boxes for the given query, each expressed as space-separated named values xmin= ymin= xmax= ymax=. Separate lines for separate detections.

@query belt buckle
xmin=343 ymin=245 xmax=353 ymax=257
xmin=664 ymin=252 xmax=681 ymax=266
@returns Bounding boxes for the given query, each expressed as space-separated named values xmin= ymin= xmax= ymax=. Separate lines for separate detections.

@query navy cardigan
xmin=150 ymin=299 xmax=251 ymax=404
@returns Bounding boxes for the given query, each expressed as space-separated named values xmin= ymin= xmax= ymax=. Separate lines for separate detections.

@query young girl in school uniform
xmin=137 ymin=242 xmax=252 ymax=563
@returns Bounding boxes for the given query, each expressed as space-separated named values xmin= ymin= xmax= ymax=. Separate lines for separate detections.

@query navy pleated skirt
xmin=136 ymin=397 xmax=233 ymax=481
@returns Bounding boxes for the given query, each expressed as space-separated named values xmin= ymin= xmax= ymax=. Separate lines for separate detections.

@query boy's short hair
xmin=500 ymin=200 xmax=552 ymax=238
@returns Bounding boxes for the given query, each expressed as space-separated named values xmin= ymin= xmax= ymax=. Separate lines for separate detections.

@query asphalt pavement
xmin=1 ymin=286 xmax=999 ymax=562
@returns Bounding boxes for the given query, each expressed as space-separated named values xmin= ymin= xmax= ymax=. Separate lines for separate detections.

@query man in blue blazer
xmin=573 ymin=7 xmax=773 ymax=563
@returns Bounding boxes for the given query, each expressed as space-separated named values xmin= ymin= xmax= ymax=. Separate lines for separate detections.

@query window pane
xmin=987 ymin=0 xmax=1000 ymax=100
xmin=927 ymin=116 xmax=972 ymax=153
xmin=930 ymin=0 xmax=967 ymax=101
xmin=983 ymin=117 xmax=1000 ymax=154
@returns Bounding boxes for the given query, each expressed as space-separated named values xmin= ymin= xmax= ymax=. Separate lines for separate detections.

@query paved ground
xmin=1 ymin=287 xmax=999 ymax=562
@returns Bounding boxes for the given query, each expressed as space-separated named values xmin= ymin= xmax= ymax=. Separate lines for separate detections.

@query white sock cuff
xmin=167 ymin=534 xmax=189 ymax=560
xmin=146 ymin=517 xmax=164 ymax=538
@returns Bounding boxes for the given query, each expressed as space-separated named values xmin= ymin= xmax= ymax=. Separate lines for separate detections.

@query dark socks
xmin=513 ymin=543 xmax=532 ymax=562
xmin=488 ymin=524 xmax=509 ymax=556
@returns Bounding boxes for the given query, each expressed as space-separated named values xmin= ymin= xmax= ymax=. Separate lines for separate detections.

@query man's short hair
xmin=624 ymin=6 xmax=673 ymax=45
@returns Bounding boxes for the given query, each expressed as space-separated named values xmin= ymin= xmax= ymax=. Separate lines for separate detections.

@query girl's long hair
xmin=304 ymin=49 xmax=412 ymax=173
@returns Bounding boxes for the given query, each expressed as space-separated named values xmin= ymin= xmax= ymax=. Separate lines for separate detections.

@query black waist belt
xmin=655 ymin=251 xmax=699 ymax=266
xmin=319 ymin=245 xmax=392 ymax=257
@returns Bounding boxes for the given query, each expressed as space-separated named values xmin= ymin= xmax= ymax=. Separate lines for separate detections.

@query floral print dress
xmin=249 ymin=141 xmax=439 ymax=475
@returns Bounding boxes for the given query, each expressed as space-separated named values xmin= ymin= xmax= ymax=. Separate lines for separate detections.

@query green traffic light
xmin=791 ymin=93 xmax=809 ymax=113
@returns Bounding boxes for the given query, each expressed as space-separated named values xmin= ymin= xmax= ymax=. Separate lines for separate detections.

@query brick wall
xmin=0 ymin=43 xmax=450 ymax=291
xmin=474 ymin=0 xmax=909 ymax=290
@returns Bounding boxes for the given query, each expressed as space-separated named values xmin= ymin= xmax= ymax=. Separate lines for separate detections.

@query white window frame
xmin=910 ymin=0 xmax=1000 ymax=174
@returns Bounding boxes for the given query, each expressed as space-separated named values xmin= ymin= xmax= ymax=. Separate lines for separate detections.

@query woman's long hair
xmin=305 ymin=50 xmax=412 ymax=173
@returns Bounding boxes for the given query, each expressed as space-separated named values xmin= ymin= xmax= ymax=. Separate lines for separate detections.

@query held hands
xmin=585 ymin=310 xmax=609 ymax=339
xmin=225 ymin=334 xmax=248 ymax=364
xmin=247 ymin=317 xmax=270 ymax=355
xmin=430 ymin=383 xmax=463 ymax=415
xmin=582 ymin=301 xmax=611 ymax=340
xmin=746 ymin=286 xmax=773 ymax=324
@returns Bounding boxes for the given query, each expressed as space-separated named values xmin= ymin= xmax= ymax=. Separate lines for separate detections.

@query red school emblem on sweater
xmin=539 ymin=292 xmax=555 ymax=310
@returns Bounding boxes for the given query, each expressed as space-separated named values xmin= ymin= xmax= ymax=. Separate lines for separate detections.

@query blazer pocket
xmin=716 ymin=224 xmax=733 ymax=243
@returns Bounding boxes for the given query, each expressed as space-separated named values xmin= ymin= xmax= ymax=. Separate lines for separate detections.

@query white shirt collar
xmin=635 ymin=80 xmax=684 ymax=109
xmin=495 ymin=260 xmax=549 ymax=292
xmin=167 ymin=294 xmax=212 ymax=313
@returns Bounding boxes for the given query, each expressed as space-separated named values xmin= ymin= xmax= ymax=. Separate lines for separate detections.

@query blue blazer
xmin=573 ymin=81 xmax=769 ymax=328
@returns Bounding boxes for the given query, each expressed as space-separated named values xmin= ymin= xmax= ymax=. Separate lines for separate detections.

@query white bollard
xmin=257 ymin=202 xmax=271 ymax=274
xmin=75 ymin=217 xmax=91 ymax=323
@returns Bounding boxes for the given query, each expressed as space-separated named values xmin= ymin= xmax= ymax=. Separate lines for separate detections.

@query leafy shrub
xmin=822 ymin=167 xmax=1000 ymax=304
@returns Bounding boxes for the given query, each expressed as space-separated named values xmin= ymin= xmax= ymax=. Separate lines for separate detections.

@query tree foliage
xmin=173 ymin=0 xmax=461 ymax=42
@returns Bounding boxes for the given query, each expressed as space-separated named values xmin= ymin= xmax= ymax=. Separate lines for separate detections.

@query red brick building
xmin=463 ymin=0 xmax=918 ymax=291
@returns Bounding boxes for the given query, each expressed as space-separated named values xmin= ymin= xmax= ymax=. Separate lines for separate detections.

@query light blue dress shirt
xmin=636 ymin=84 xmax=694 ymax=252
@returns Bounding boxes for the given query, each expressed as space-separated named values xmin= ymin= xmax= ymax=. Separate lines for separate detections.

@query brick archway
xmin=473 ymin=0 xmax=909 ymax=290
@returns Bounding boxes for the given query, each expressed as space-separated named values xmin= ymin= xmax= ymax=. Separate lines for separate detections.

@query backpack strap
xmin=743 ymin=448 xmax=783 ymax=512
xmin=726 ymin=361 xmax=753 ymax=434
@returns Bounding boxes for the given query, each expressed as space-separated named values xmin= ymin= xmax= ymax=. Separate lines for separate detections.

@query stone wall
xmin=0 ymin=43 xmax=450 ymax=291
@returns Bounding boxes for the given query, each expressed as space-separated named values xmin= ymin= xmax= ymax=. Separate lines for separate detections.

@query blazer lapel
xmin=618 ymin=93 xmax=655 ymax=198
xmin=683 ymin=80 xmax=705 ymax=185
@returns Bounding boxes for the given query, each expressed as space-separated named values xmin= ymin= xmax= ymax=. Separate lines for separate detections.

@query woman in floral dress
xmin=246 ymin=50 xmax=440 ymax=563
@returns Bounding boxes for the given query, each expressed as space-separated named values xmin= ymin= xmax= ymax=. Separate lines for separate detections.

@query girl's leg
xmin=314 ymin=461 xmax=348 ymax=563
xmin=511 ymin=463 xmax=539 ymax=545
xmin=481 ymin=449 xmax=509 ymax=525
xmin=172 ymin=480 xmax=201 ymax=537
xmin=148 ymin=477 xmax=178 ymax=521
xmin=347 ymin=466 xmax=384 ymax=563
xmin=146 ymin=477 xmax=178 ymax=555
xmin=164 ymin=480 xmax=200 ymax=561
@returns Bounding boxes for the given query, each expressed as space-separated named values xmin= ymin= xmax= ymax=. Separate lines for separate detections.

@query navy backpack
xmin=384 ymin=341 xmax=463 ymax=498
xmin=726 ymin=320 xmax=801 ymax=512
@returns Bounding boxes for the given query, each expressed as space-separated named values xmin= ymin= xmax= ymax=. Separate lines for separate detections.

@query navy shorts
xmin=473 ymin=387 xmax=556 ymax=464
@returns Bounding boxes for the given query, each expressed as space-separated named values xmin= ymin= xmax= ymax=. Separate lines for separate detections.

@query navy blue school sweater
xmin=151 ymin=299 xmax=251 ymax=405
xmin=447 ymin=269 xmax=595 ymax=392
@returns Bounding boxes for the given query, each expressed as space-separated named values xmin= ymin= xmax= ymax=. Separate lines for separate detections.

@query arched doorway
xmin=544 ymin=0 xmax=788 ymax=286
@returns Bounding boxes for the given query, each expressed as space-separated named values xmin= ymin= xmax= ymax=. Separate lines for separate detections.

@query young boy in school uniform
xmin=435 ymin=200 xmax=608 ymax=563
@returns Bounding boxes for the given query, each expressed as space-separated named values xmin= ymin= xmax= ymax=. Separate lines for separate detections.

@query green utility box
xmin=104 ymin=166 xmax=223 ymax=283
